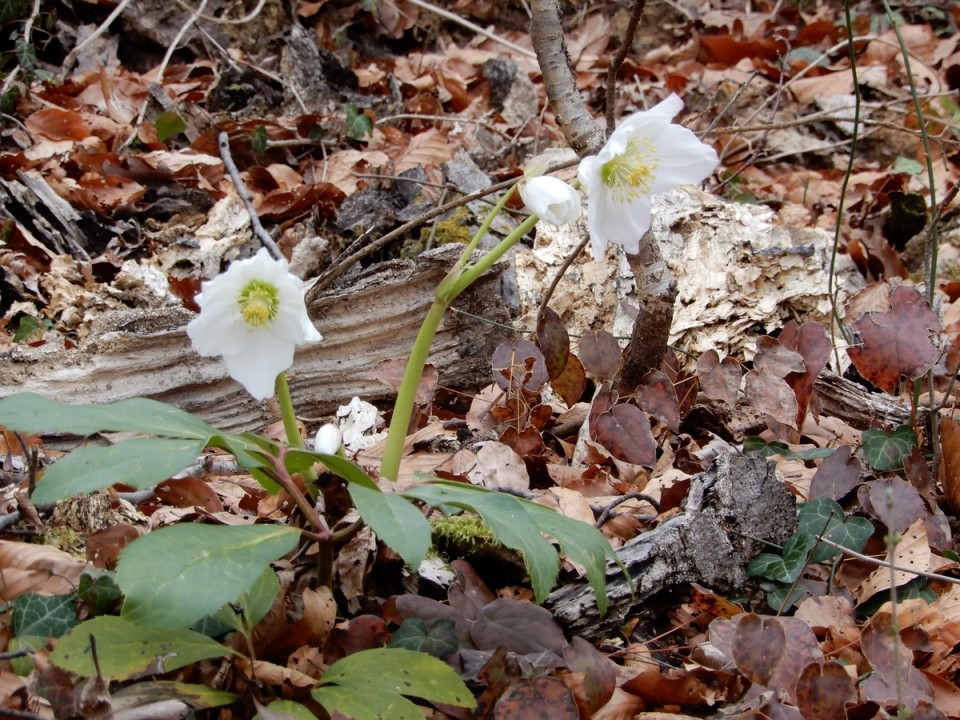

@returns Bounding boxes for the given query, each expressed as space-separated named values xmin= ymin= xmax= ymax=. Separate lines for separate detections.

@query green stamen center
xmin=599 ymin=136 xmax=658 ymax=203
xmin=238 ymin=280 xmax=280 ymax=328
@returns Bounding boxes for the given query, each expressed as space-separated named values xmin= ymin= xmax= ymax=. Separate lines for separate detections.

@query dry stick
xmin=817 ymin=535 xmax=960 ymax=587
xmin=405 ymin=0 xmax=536 ymax=59
xmin=173 ymin=0 xmax=268 ymax=25
xmin=218 ymin=131 xmax=283 ymax=261
xmin=309 ymin=177 xmax=518 ymax=297
xmin=0 ymin=0 xmax=41 ymax=97
xmin=604 ymin=0 xmax=647 ymax=136
xmin=530 ymin=0 xmax=605 ymax=156
xmin=120 ymin=0 xmax=208 ymax=151
xmin=58 ymin=0 xmax=135 ymax=80
xmin=536 ymin=234 xmax=590 ymax=325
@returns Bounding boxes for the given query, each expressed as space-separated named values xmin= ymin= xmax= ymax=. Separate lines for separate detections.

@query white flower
xmin=314 ymin=423 xmax=342 ymax=455
xmin=187 ymin=248 xmax=322 ymax=400
xmin=519 ymin=175 xmax=581 ymax=226
xmin=577 ymin=94 xmax=718 ymax=259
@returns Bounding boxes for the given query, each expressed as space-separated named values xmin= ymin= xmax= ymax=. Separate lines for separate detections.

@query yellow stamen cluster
xmin=599 ymin=136 xmax=659 ymax=203
xmin=238 ymin=280 xmax=280 ymax=328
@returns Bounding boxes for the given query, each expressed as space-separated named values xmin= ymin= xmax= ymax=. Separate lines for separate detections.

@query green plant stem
xmin=380 ymin=299 xmax=449 ymax=482
xmin=381 ymin=205 xmax=540 ymax=482
xmin=276 ymin=372 xmax=317 ymax=488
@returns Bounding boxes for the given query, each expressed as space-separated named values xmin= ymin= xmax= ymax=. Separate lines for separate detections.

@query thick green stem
xmin=276 ymin=372 xmax=317 ymax=488
xmin=380 ymin=298 xmax=450 ymax=482
xmin=382 ymin=205 xmax=541 ymax=482
xmin=444 ymin=214 xmax=539 ymax=301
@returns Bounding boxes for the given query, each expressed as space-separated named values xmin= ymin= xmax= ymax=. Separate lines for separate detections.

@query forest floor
xmin=2 ymin=0 xmax=960 ymax=718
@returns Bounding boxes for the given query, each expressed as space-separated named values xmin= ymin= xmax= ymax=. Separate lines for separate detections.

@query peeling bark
xmin=546 ymin=453 xmax=797 ymax=641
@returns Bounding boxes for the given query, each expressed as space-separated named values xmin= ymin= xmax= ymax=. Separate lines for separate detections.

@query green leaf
xmin=388 ymin=618 xmax=459 ymax=658
xmin=113 ymin=681 xmax=238 ymax=710
xmin=12 ymin=593 xmax=78 ymax=640
xmin=747 ymin=532 xmax=816 ymax=583
xmin=313 ymin=685 xmax=426 ymax=720
xmin=402 ymin=480 xmax=559 ymax=602
xmin=116 ymin=524 xmax=299 ymax=629
xmin=402 ymin=478 xmax=620 ymax=612
xmin=0 ymin=393 xmax=216 ymax=439
xmin=50 ymin=616 xmax=231 ymax=680
xmin=763 ymin=583 xmax=806 ymax=612
xmin=348 ymin=481 xmax=431 ymax=571
xmin=33 ymin=437 xmax=206 ymax=504
xmin=285 ymin=449 xmax=432 ymax=570
xmin=154 ymin=111 xmax=186 ymax=142
xmin=210 ymin=567 xmax=280 ymax=632
xmin=892 ymin=156 xmax=924 ymax=175
xmin=251 ymin=125 xmax=268 ymax=156
xmin=13 ymin=315 xmax=46 ymax=343
xmin=8 ymin=636 xmax=41 ymax=675
xmin=345 ymin=103 xmax=373 ymax=140
xmin=863 ymin=425 xmax=916 ymax=472
xmin=798 ymin=497 xmax=873 ymax=563
xmin=743 ymin=437 xmax=834 ymax=460
xmin=255 ymin=700 xmax=318 ymax=720
xmin=77 ymin=571 xmax=124 ymax=617
xmin=313 ymin=647 xmax=475 ymax=719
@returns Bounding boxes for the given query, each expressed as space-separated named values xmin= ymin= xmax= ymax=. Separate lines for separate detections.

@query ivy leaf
xmin=863 ymin=425 xmax=916 ymax=472
xmin=388 ymin=618 xmax=459 ymax=657
xmin=798 ymin=497 xmax=873 ymax=564
xmin=747 ymin=533 xmax=816 ymax=584
xmin=12 ymin=593 xmax=77 ymax=640
xmin=154 ymin=111 xmax=186 ymax=142
xmin=345 ymin=103 xmax=373 ymax=140
xmin=116 ymin=524 xmax=299 ymax=629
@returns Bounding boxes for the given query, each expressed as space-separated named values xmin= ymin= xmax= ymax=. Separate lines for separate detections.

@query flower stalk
xmin=380 ymin=190 xmax=541 ymax=482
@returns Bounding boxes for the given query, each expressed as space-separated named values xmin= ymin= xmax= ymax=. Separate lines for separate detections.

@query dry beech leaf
xmin=939 ymin=416 xmax=960 ymax=514
xmin=856 ymin=518 xmax=931 ymax=603
xmin=743 ymin=368 xmax=798 ymax=429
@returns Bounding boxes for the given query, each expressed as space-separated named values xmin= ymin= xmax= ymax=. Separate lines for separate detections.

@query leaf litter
xmin=1 ymin=0 xmax=960 ymax=718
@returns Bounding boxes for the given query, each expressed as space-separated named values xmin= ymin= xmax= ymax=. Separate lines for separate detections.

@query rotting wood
xmin=0 ymin=245 xmax=511 ymax=433
xmin=546 ymin=452 xmax=796 ymax=641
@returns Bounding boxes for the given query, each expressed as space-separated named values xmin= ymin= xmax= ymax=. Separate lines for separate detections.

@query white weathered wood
xmin=0 ymin=246 xmax=510 ymax=433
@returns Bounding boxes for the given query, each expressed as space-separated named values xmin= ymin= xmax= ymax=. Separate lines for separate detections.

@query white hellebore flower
xmin=314 ymin=423 xmax=343 ymax=455
xmin=520 ymin=175 xmax=581 ymax=227
xmin=187 ymin=248 xmax=322 ymax=401
xmin=577 ymin=93 xmax=718 ymax=260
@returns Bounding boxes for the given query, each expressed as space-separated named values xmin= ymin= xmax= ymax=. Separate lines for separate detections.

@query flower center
xmin=238 ymin=280 xmax=280 ymax=328
xmin=599 ymin=136 xmax=658 ymax=202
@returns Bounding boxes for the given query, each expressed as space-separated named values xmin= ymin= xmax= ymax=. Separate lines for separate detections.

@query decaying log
xmin=0 ymin=246 xmax=510 ymax=433
xmin=814 ymin=371 xmax=911 ymax=430
xmin=546 ymin=453 xmax=796 ymax=641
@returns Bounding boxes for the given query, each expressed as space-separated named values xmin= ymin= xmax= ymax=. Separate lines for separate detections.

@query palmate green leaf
xmin=747 ymin=532 xmax=816 ymax=583
xmin=116 ymin=524 xmax=300 ymax=629
xmin=32 ymin=437 xmax=207 ymax=505
xmin=403 ymin=478 xmax=619 ymax=610
xmin=12 ymin=593 xmax=78 ymax=639
xmin=0 ymin=392 xmax=215 ymax=439
xmin=798 ymin=497 xmax=874 ymax=563
xmin=313 ymin=647 xmax=475 ymax=720
xmin=388 ymin=618 xmax=459 ymax=658
xmin=50 ymin=616 xmax=231 ymax=680
xmin=863 ymin=424 xmax=917 ymax=472
xmin=254 ymin=699 xmax=317 ymax=720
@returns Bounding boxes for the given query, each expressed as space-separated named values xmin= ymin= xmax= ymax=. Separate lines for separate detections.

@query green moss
xmin=402 ymin=206 xmax=474 ymax=258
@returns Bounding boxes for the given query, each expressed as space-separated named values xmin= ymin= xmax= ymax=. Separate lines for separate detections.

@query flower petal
xmin=520 ymin=176 xmax=581 ymax=226
xmin=648 ymin=125 xmax=719 ymax=193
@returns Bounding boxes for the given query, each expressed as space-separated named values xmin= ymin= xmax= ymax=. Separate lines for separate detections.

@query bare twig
xmin=173 ymin=0 xmax=269 ymax=25
xmin=0 ymin=0 xmax=42 ymax=97
xmin=406 ymin=0 xmax=537 ymax=59
xmin=59 ymin=0 xmax=135 ymax=80
xmin=605 ymin=0 xmax=647 ymax=136
xmin=536 ymin=234 xmax=590 ymax=325
xmin=218 ymin=131 xmax=283 ymax=261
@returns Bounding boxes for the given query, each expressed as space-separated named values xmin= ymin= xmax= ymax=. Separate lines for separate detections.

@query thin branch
xmin=406 ymin=0 xmax=536 ymax=59
xmin=536 ymin=234 xmax=590 ymax=325
xmin=218 ymin=131 xmax=284 ymax=260
xmin=818 ymin=535 xmax=960 ymax=586
xmin=605 ymin=0 xmax=647 ymax=135
xmin=59 ymin=0 xmax=135 ymax=80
